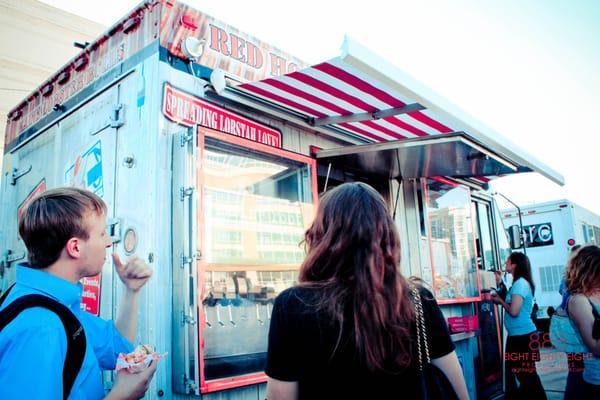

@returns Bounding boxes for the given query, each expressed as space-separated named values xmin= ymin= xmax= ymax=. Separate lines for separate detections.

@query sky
xmin=40 ymin=0 xmax=600 ymax=214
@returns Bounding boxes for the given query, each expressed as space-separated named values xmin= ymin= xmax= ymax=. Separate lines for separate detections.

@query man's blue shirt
xmin=0 ymin=264 xmax=133 ymax=399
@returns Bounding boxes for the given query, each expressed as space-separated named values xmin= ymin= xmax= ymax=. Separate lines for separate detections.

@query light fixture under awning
xmin=316 ymin=132 xmax=520 ymax=180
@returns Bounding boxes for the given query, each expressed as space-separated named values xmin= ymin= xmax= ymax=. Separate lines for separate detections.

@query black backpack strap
xmin=0 ymin=283 xmax=15 ymax=306
xmin=0 ymin=292 xmax=87 ymax=400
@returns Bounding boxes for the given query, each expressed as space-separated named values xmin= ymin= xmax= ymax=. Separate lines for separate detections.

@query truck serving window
xmin=200 ymin=136 xmax=315 ymax=382
xmin=423 ymin=178 xmax=479 ymax=301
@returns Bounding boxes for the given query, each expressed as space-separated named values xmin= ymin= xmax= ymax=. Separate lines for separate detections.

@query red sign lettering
xmin=162 ymin=84 xmax=282 ymax=148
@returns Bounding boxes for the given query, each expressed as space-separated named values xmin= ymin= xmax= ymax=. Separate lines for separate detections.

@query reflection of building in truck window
xmin=425 ymin=179 xmax=478 ymax=299
xmin=203 ymin=146 xmax=312 ymax=267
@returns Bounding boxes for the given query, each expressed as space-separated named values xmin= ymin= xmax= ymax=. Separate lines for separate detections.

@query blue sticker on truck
xmin=64 ymin=140 xmax=104 ymax=197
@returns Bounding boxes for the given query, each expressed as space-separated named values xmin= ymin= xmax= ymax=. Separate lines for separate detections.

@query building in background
xmin=0 ymin=0 xmax=104 ymax=154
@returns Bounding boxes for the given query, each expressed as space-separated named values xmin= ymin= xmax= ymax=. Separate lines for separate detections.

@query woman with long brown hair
xmin=566 ymin=244 xmax=600 ymax=398
xmin=492 ymin=252 xmax=547 ymax=399
xmin=265 ymin=182 xmax=468 ymax=399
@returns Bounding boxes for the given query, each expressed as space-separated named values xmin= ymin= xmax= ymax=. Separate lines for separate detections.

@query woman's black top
xmin=266 ymin=285 xmax=455 ymax=399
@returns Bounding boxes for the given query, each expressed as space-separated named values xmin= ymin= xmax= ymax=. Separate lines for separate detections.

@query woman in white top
xmin=566 ymin=245 xmax=600 ymax=399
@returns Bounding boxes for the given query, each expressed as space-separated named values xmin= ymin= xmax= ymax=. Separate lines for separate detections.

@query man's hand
xmin=106 ymin=360 xmax=158 ymax=400
xmin=113 ymin=254 xmax=153 ymax=292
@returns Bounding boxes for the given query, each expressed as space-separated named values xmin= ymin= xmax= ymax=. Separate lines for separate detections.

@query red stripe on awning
xmin=315 ymin=63 xmax=452 ymax=134
xmin=383 ymin=117 xmax=428 ymax=137
xmin=360 ymin=121 xmax=407 ymax=140
xmin=242 ymin=84 xmax=327 ymax=118
xmin=409 ymin=111 xmax=452 ymax=133
xmin=287 ymin=71 xmax=378 ymax=112
xmin=262 ymin=78 xmax=350 ymax=116
xmin=338 ymin=123 xmax=387 ymax=142
xmin=262 ymin=78 xmax=408 ymax=139
xmin=314 ymin=63 xmax=406 ymax=108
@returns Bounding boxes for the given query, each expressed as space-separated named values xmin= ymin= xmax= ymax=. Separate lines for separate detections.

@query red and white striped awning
xmin=234 ymin=38 xmax=563 ymax=185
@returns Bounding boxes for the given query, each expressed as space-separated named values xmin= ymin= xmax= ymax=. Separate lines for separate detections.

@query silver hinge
xmin=180 ymin=130 xmax=194 ymax=147
xmin=108 ymin=218 xmax=121 ymax=243
xmin=10 ymin=166 xmax=32 ymax=185
xmin=2 ymin=250 xmax=26 ymax=265
xmin=110 ymin=104 xmax=125 ymax=128
xmin=181 ymin=310 xmax=197 ymax=326
xmin=1 ymin=250 xmax=26 ymax=277
xmin=184 ymin=377 xmax=198 ymax=394
xmin=180 ymin=187 xmax=194 ymax=201
xmin=180 ymin=254 xmax=194 ymax=269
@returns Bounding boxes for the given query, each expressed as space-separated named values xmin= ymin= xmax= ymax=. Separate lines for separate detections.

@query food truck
xmin=0 ymin=1 xmax=564 ymax=398
xmin=502 ymin=199 xmax=600 ymax=323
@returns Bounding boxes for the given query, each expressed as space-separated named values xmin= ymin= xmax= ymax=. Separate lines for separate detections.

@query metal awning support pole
xmin=310 ymin=103 xmax=425 ymax=126
xmin=494 ymin=191 xmax=527 ymax=256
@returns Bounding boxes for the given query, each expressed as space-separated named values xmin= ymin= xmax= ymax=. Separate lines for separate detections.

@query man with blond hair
xmin=0 ymin=187 xmax=157 ymax=399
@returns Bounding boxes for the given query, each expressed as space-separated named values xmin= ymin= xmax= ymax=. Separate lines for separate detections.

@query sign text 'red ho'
xmin=162 ymin=83 xmax=281 ymax=148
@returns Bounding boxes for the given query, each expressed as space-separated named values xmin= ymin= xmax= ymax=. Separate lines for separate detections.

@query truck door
xmin=58 ymin=87 xmax=120 ymax=320
xmin=0 ymin=86 xmax=121 ymax=314
xmin=172 ymin=124 xmax=318 ymax=395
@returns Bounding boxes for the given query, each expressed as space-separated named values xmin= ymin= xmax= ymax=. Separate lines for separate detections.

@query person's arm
xmin=492 ymin=293 xmax=523 ymax=317
xmin=569 ymin=295 xmax=600 ymax=355
xmin=494 ymin=271 xmax=508 ymax=301
xmin=431 ymin=351 xmax=470 ymax=400
xmin=419 ymin=287 xmax=469 ymax=399
xmin=113 ymin=254 xmax=153 ymax=342
xmin=115 ymin=288 xmax=140 ymax=343
xmin=266 ymin=377 xmax=299 ymax=400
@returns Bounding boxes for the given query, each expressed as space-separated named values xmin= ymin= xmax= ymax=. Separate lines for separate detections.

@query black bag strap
xmin=588 ymin=298 xmax=600 ymax=340
xmin=0 ymin=283 xmax=14 ymax=305
xmin=588 ymin=298 xmax=600 ymax=318
xmin=0 ymin=284 xmax=87 ymax=400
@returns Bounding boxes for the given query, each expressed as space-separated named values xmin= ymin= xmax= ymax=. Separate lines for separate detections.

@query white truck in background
xmin=502 ymin=199 xmax=600 ymax=322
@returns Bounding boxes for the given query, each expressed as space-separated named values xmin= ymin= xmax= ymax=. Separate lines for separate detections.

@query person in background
xmin=559 ymin=244 xmax=584 ymax=400
xmin=565 ymin=245 xmax=600 ymax=399
xmin=0 ymin=187 xmax=157 ymax=399
xmin=492 ymin=252 xmax=547 ymax=399
xmin=560 ymin=245 xmax=582 ymax=310
xmin=265 ymin=182 xmax=469 ymax=399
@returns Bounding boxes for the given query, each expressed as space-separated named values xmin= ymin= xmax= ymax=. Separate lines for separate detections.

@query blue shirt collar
xmin=15 ymin=263 xmax=82 ymax=308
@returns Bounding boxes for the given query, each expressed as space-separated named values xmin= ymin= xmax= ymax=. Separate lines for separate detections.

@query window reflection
xmin=201 ymin=141 xmax=314 ymax=380
xmin=425 ymin=179 xmax=478 ymax=300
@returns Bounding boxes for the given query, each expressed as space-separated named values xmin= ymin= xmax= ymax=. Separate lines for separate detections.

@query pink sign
xmin=80 ymin=275 xmax=101 ymax=315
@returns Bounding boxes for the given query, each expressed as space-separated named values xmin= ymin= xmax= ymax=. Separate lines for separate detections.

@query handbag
xmin=411 ymin=284 xmax=459 ymax=400
xmin=550 ymin=297 xmax=600 ymax=352
xmin=549 ymin=310 xmax=588 ymax=353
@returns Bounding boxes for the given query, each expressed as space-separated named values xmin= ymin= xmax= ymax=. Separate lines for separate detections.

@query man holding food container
xmin=0 ymin=187 xmax=159 ymax=399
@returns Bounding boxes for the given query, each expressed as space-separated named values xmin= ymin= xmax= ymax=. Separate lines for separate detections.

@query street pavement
xmin=537 ymin=347 xmax=568 ymax=400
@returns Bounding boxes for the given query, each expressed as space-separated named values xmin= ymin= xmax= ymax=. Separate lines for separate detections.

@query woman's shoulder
xmin=569 ymin=293 xmax=590 ymax=307
xmin=407 ymin=280 xmax=435 ymax=300
xmin=274 ymin=285 xmax=319 ymax=307
xmin=513 ymin=277 xmax=532 ymax=291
